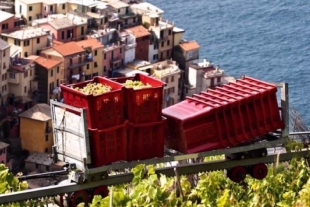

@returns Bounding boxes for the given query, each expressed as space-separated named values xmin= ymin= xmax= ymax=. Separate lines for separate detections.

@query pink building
xmin=41 ymin=3 xmax=57 ymax=18
xmin=0 ymin=11 xmax=23 ymax=35
xmin=102 ymin=43 xmax=125 ymax=77
xmin=38 ymin=17 xmax=87 ymax=43
xmin=0 ymin=141 xmax=9 ymax=166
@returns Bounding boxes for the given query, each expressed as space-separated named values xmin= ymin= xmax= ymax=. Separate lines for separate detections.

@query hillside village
xmin=0 ymin=0 xmax=233 ymax=188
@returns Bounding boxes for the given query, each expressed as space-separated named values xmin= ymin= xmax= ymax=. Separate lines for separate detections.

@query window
xmin=24 ymin=71 xmax=28 ymax=78
xmin=57 ymin=66 xmax=59 ymax=73
xmin=24 ymin=52 xmax=28 ymax=57
xmin=154 ymin=43 xmax=158 ymax=50
xmin=14 ymin=39 xmax=20 ymax=46
xmin=94 ymin=50 xmax=97 ymax=56
xmin=104 ymin=53 xmax=106 ymax=60
xmin=37 ymin=38 xmax=40 ymax=44
xmin=36 ymin=50 xmax=40 ymax=55
xmin=3 ymin=62 xmax=6 ymax=69
xmin=165 ymin=78 xmax=169 ymax=84
xmin=61 ymin=31 xmax=65 ymax=40
xmin=9 ymin=73 xmax=15 ymax=79
xmin=29 ymin=6 xmax=32 ymax=11
xmin=217 ymin=77 xmax=221 ymax=83
xmin=169 ymin=29 xmax=172 ymax=35
xmin=62 ymin=4 xmax=65 ymax=10
xmin=4 ymin=73 xmax=6 ymax=80
xmin=94 ymin=62 xmax=98 ymax=68
xmin=56 ymin=79 xmax=59 ymax=86
xmin=161 ymin=42 xmax=164 ymax=47
xmin=45 ymin=135 xmax=48 ymax=141
xmin=86 ymin=64 xmax=89 ymax=70
xmin=210 ymin=78 xmax=215 ymax=86
xmin=133 ymin=17 xmax=136 ymax=23
xmin=2 ymin=23 xmax=8 ymax=30
xmin=81 ymin=26 xmax=84 ymax=36
xmin=24 ymin=40 xmax=30 ymax=46
xmin=4 ymin=84 xmax=6 ymax=91
xmin=44 ymin=6 xmax=46 ymax=11
xmin=103 ymin=66 xmax=106 ymax=72
xmin=3 ymin=50 xmax=5 ymax=57
xmin=14 ymin=21 xmax=19 ymax=27
xmin=30 ymin=69 xmax=32 ymax=76
xmin=167 ymin=40 xmax=170 ymax=46
xmin=171 ymin=75 xmax=174 ymax=82
xmin=35 ymin=163 xmax=39 ymax=169
xmin=50 ymin=69 xmax=53 ymax=77
xmin=120 ymin=48 xmax=122 ymax=54
xmin=153 ymin=54 xmax=158 ymax=60
xmin=24 ymin=86 xmax=27 ymax=93
xmin=28 ymin=16 xmax=32 ymax=21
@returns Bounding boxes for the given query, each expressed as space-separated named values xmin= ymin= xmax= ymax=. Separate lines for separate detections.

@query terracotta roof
xmin=179 ymin=41 xmax=200 ymax=51
xmin=35 ymin=57 xmax=61 ymax=70
xmin=127 ymin=25 xmax=150 ymax=38
xmin=75 ymin=38 xmax=103 ymax=50
xmin=53 ymin=42 xmax=84 ymax=56
xmin=19 ymin=104 xmax=52 ymax=122
xmin=52 ymin=40 xmax=64 ymax=46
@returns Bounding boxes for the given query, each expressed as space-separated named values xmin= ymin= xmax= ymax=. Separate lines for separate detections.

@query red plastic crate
xmin=110 ymin=73 xmax=166 ymax=124
xmin=127 ymin=117 xmax=166 ymax=161
xmin=60 ymin=76 xmax=125 ymax=129
xmin=88 ymin=121 xmax=128 ymax=167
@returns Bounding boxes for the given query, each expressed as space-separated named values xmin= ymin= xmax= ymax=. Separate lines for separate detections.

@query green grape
xmin=123 ymin=80 xmax=152 ymax=89
xmin=73 ymin=83 xmax=112 ymax=95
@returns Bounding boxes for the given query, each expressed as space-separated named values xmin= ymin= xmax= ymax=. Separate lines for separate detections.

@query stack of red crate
xmin=111 ymin=73 xmax=167 ymax=161
xmin=60 ymin=76 xmax=128 ymax=167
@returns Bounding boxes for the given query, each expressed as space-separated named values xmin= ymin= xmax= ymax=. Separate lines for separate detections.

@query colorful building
xmin=76 ymin=38 xmax=104 ymax=80
xmin=41 ymin=41 xmax=92 ymax=84
xmin=19 ymin=103 xmax=53 ymax=154
xmin=0 ymin=39 xmax=11 ymax=103
xmin=1 ymin=27 xmax=49 ymax=58
xmin=126 ymin=25 xmax=150 ymax=61
xmin=151 ymin=59 xmax=181 ymax=108
xmin=8 ymin=57 xmax=36 ymax=99
xmin=33 ymin=56 xmax=62 ymax=104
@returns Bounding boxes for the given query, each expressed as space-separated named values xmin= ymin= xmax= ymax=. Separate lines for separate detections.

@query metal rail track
xmin=0 ymin=150 xmax=308 ymax=205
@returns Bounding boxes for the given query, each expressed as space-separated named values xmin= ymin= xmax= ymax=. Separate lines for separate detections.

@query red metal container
xmin=88 ymin=121 xmax=128 ymax=167
xmin=60 ymin=76 xmax=124 ymax=129
xmin=162 ymin=76 xmax=284 ymax=154
xmin=110 ymin=73 xmax=166 ymax=124
xmin=127 ymin=117 xmax=166 ymax=161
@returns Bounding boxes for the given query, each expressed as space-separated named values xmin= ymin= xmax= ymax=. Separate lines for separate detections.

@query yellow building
xmin=0 ymin=39 xmax=11 ymax=103
xmin=33 ymin=56 xmax=62 ymax=104
xmin=76 ymin=38 xmax=103 ymax=80
xmin=41 ymin=41 xmax=91 ymax=84
xmin=1 ymin=27 xmax=48 ymax=58
xmin=19 ymin=103 xmax=53 ymax=154
xmin=15 ymin=0 xmax=42 ymax=25
xmin=8 ymin=57 xmax=36 ymax=98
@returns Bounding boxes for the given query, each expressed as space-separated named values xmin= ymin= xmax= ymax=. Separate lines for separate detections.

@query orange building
xmin=19 ymin=104 xmax=53 ymax=154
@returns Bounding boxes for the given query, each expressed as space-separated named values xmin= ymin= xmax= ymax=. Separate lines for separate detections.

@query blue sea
xmin=147 ymin=0 xmax=310 ymax=127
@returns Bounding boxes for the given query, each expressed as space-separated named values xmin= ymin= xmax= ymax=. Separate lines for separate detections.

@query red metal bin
xmin=162 ymin=76 xmax=284 ymax=154
xmin=60 ymin=76 xmax=125 ymax=129
xmin=127 ymin=117 xmax=166 ymax=161
xmin=110 ymin=73 xmax=166 ymax=124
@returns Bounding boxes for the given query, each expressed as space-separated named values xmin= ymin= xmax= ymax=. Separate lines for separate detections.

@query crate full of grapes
xmin=60 ymin=76 xmax=125 ymax=129
xmin=110 ymin=73 xmax=166 ymax=124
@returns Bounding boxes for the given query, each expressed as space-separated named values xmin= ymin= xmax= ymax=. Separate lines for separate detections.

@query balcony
xmin=110 ymin=55 xmax=122 ymax=64
xmin=9 ymin=58 xmax=35 ymax=72
xmin=125 ymin=42 xmax=137 ymax=50
xmin=159 ymin=35 xmax=169 ymax=42
xmin=67 ymin=54 xmax=93 ymax=69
